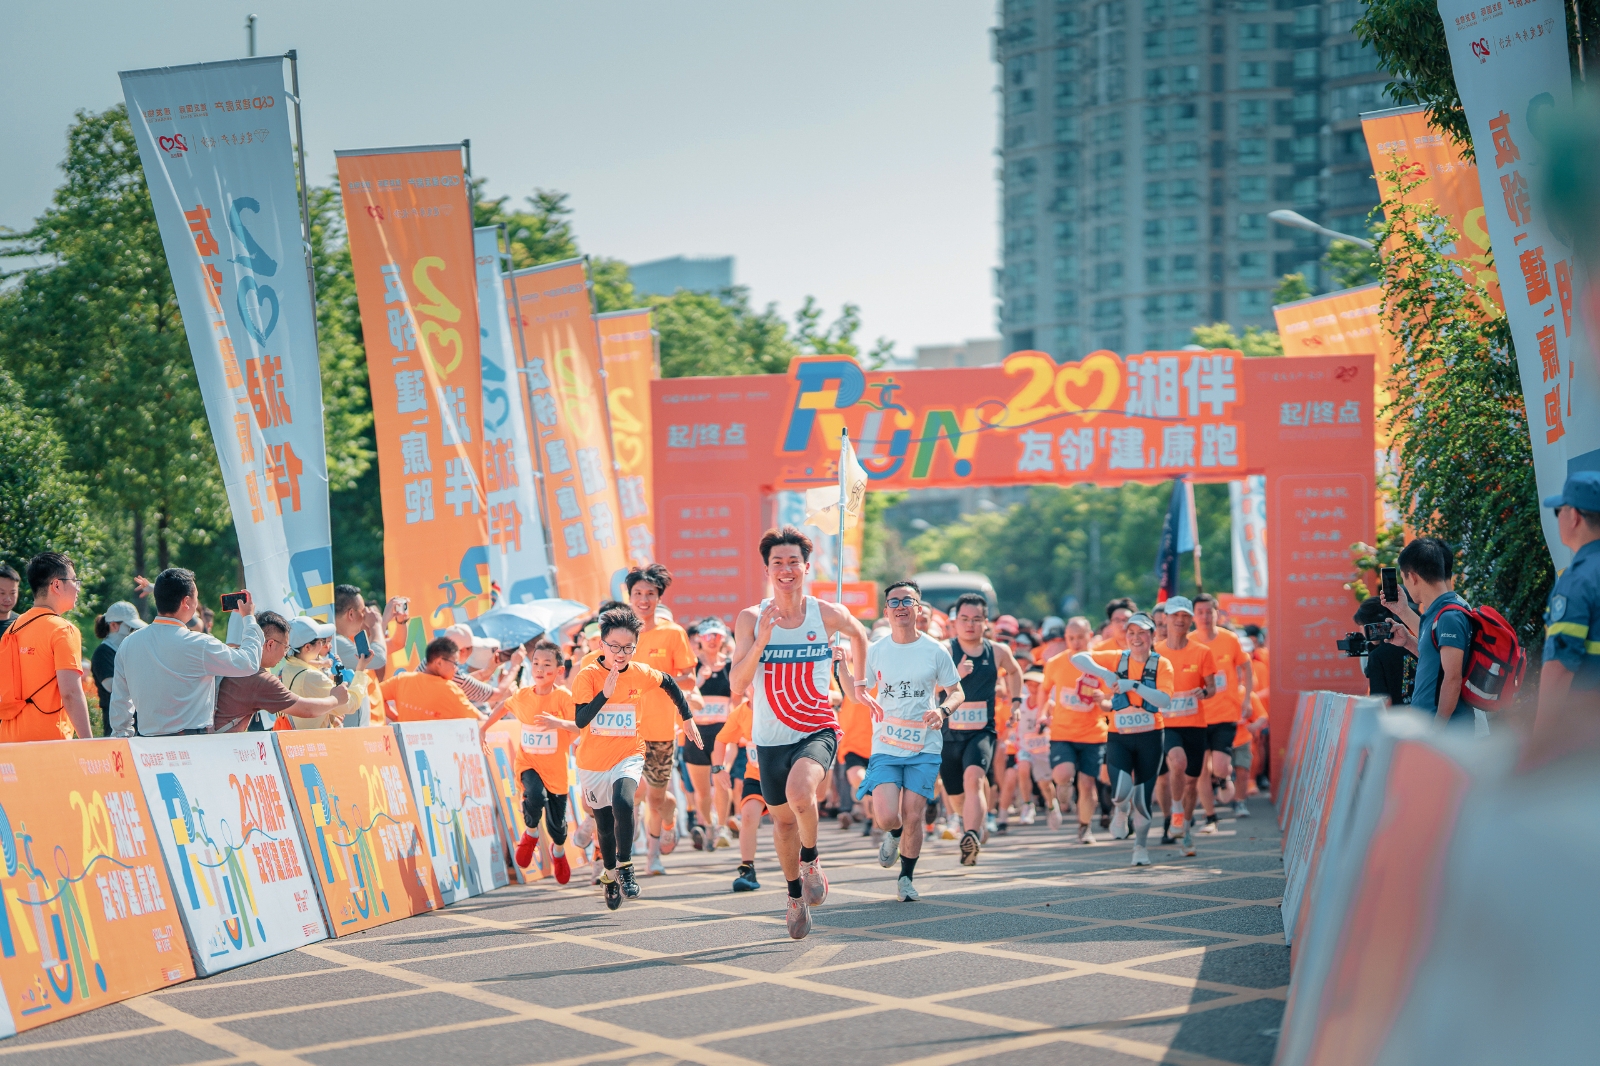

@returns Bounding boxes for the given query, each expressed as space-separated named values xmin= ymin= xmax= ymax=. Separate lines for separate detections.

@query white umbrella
xmin=468 ymin=599 xmax=589 ymax=648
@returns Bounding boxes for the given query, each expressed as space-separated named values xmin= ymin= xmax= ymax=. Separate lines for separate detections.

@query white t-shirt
xmin=865 ymin=633 xmax=961 ymax=759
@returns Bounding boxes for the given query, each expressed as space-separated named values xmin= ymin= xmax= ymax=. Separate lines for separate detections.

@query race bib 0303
xmin=1114 ymin=709 xmax=1157 ymax=734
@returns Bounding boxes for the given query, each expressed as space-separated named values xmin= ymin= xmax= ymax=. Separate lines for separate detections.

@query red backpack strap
xmin=1428 ymin=602 xmax=1474 ymax=651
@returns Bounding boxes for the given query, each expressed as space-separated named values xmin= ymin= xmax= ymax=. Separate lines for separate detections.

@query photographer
xmin=278 ymin=618 xmax=351 ymax=730
xmin=214 ymin=612 xmax=350 ymax=732
xmin=1353 ymin=597 xmax=1413 ymax=705
xmin=1382 ymin=538 xmax=1479 ymax=733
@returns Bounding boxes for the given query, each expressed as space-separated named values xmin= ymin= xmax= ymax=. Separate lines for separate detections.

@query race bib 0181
xmin=948 ymin=701 xmax=988 ymax=730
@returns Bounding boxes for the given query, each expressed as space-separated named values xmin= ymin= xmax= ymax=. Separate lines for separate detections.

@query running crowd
xmin=0 ymin=530 xmax=1270 ymax=940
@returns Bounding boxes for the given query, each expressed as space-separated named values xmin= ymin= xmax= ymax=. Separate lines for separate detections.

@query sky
xmin=0 ymin=1 xmax=1000 ymax=357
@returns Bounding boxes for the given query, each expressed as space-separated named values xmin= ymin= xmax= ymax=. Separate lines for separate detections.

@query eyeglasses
xmin=885 ymin=597 xmax=921 ymax=609
xmin=56 ymin=575 xmax=81 ymax=588
xmin=603 ymin=640 xmax=637 ymax=656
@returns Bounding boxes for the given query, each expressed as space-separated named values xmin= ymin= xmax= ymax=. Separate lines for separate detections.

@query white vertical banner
xmin=1230 ymin=475 xmax=1268 ymax=597
xmin=1438 ymin=0 xmax=1600 ymax=568
xmin=121 ymin=57 xmax=333 ymax=618
xmin=474 ymin=227 xmax=552 ymax=603
xmin=392 ymin=721 xmax=506 ymax=904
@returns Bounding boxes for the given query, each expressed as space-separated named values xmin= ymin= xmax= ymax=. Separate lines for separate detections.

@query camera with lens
xmin=326 ymin=651 xmax=354 ymax=686
xmin=1336 ymin=620 xmax=1394 ymax=657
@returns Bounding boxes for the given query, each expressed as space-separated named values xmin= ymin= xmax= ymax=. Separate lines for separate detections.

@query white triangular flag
xmin=803 ymin=433 xmax=869 ymax=530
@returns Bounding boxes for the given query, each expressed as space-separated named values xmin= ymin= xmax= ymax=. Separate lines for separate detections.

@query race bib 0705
xmin=590 ymin=704 xmax=637 ymax=737
xmin=1114 ymin=709 xmax=1157 ymax=734
xmin=520 ymin=726 xmax=558 ymax=754
xmin=949 ymin=701 xmax=988 ymax=730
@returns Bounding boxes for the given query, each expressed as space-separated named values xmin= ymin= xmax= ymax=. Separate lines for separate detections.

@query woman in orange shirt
xmin=481 ymin=638 xmax=579 ymax=885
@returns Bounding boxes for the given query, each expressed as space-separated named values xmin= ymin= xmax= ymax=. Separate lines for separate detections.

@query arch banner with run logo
xmin=393 ymin=722 xmax=505 ymax=904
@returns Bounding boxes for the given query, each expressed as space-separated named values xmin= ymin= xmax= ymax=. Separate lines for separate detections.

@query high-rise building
xmin=628 ymin=255 xmax=735 ymax=298
xmin=994 ymin=0 xmax=1392 ymax=360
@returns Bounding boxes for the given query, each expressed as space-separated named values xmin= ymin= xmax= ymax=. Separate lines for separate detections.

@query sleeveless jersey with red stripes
xmin=751 ymin=596 xmax=839 ymax=746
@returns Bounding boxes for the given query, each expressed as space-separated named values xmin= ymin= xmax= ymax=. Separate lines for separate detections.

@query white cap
xmin=103 ymin=601 xmax=146 ymax=629
xmin=444 ymin=623 xmax=475 ymax=650
xmin=1164 ymin=596 xmax=1195 ymax=617
xmin=288 ymin=616 xmax=336 ymax=650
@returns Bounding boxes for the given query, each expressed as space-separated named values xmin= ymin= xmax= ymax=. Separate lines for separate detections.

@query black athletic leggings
xmin=592 ymin=777 xmax=639 ymax=868
xmin=519 ymin=770 xmax=569 ymax=845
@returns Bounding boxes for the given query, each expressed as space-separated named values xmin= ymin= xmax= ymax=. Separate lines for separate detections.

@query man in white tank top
xmin=731 ymin=526 xmax=868 ymax=940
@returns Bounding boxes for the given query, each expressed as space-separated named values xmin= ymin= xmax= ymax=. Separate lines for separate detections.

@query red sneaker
xmin=515 ymin=832 xmax=538 ymax=869
xmin=552 ymin=851 xmax=571 ymax=885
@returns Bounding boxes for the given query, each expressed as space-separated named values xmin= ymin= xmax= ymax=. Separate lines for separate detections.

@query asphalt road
xmin=0 ymin=802 xmax=1289 ymax=1066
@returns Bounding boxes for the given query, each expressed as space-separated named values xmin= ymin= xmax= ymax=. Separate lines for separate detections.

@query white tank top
xmin=751 ymin=596 xmax=840 ymax=746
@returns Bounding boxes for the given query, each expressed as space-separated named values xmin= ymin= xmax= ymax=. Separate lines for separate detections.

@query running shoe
xmin=985 ymin=814 xmax=999 ymax=837
xmin=648 ymin=853 xmax=667 ymax=876
xmin=878 ymin=831 xmax=900 ymax=868
xmin=1020 ymin=804 xmax=1036 ymax=825
xmin=1131 ymin=846 xmax=1151 ymax=867
xmin=618 ymin=862 xmax=641 ymax=899
xmin=1234 ymin=800 xmax=1251 ymax=819
xmin=1046 ymin=801 xmax=1063 ymax=831
xmin=1078 ymin=824 xmax=1096 ymax=845
xmin=786 ymin=896 xmax=812 ymax=939
xmin=959 ymin=829 xmax=981 ymax=867
xmin=1099 ymin=812 xmax=1111 ymax=830
xmin=717 ymin=826 xmax=735 ymax=849
xmin=861 ymin=820 xmax=872 ymax=837
xmin=573 ymin=821 xmax=594 ymax=849
xmin=897 ymin=876 xmax=920 ymax=902
xmin=552 ymin=851 xmax=571 ymax=885
xmin=1169 ymin=811 xmax=1186 ymax=837
xmin=1200 ymin=814 xmax=1219 ymax=835
xmin=800 ymin=857 xmax=828 ymax=906
xmin=939 ymin=821 xmax=958 ymax=841
xmin=691 ymin=824 xmax=707 ymax=851
xmin=837 ymin=812 xmax=853 ymax=830
xmin=660 ymin=826 xmax=678 ymax=855
xmin=1182 ymin=826 xmax=1196 ymax=857
xmin=514 ymin=832 xmax=538 ymax=869
xmin=732 ymin=864 xmax=760 ymax=892
xmin=1109 ymin=806 xmax=1129 ymax=841
xmin=601 ymin=869 xmax=621 ymax=910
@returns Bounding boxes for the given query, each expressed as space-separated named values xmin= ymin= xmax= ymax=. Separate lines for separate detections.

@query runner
xmin=836 ymin=684 xmax=875 ymax=833
xmin=622 ymin=565 xmax=698 ymax=875
xmin=480 ymin=638 xmax=577 ymax=884
xmin=1012 ymin=667 xmax=1058 ymax=828
xmin=729 ymin=526 xmax=869 ymax=939
xmin=683 ymin=617 xmax=735 ymax=851
xmin=940 ymin=593 xmax=1023 ymax=867
xmin=847 ymin=578 xmax=964 ymax=901
xmin=1071 ymin=613 xmax=1173 ymax=866
xmin=1092 ymin=598 xmax=1137 ymax=652
xmin=569 ymin=607 xmax=704 ymax=910
xmin=1191 ymin=593 xmax=1253 ymax=833
xmin=1152 ymin=597 xmax=1222 ymax=857
xmin=713 ymin=687 xmax=765 ymax=891
xmin=1041 ymin=616 xmax=1107 ymax=843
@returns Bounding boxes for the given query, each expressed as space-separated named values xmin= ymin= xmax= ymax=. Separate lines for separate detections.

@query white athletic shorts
xmin=578 ymin=754 xmax=645 ymax=810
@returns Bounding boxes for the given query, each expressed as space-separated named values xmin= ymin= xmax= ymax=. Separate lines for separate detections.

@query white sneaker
xmin=1131 ymin=846 xmax=1151 ymax=866
xmin=1020 ymin=804 xmax=1036 ymax=825
xmin=985 ymin=814 xmax=998 ymax=837
xmin=1046 ymin=801 xmax=1062 ymax=831
xmin=878 ymin=830 xmax=900 ymax=868
xmin=573 ymin=821 xmax=594 ymax=849
xmin=1200 ymin=817 xmax=1219 ymax=836
xmin=1078 ymin=824 xmax=1096 ymax=845
xmin=716 ymin=826 xmax=734 ymax=849
xmin=897 ymin=875 xmax=920 ymax=902
xmin=1109 ymin=806 xmax=1129 ymax=840
xmin=1182 ymin=826 xmax=1197 ymax=857
xmin=660 ymin=826 xmax=679 ymax=855
xmin=648 ymin=854 xmax=667 ymax=876
xmin=1234 ymin=801 xmax=1251 ymax=819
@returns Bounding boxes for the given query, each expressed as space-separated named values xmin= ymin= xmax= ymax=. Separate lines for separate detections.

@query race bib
xmin=1075 ymin=675 xmax=1103 ymax=709
xmin=590 ymin=703 xmax=637 ymax=737
xmin=1114 ymin=709 xmax=1157 ymax=734
xmin=693 ymin=695 xmax=730 ymax=724
xmin=520 ymin=726 xmax=558 ymax=755
xmin=1023 ymin=732 xmax=1050 ymax=757
xmin=948 ymin=701 xmax=988 ymax=731
xmin=880 ymin=715 xmax=926 ymax=752
xmin=1168 ymin=692 xmax=1200 ymax=716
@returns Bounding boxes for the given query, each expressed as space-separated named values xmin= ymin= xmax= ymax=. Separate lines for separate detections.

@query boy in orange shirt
xmin=481 ymin=638 xmax=579 ymax=884
xmin=1191 ymin=593 xmax=1253 ymax=833
xmin=1152 ymin=598 xmax=1223 ymax=855
xmin=714 ymin=694 xmax=766 ymax=892
xmin=623 ymin=565 xmax=698 ymax=874
xmin=569 ymin=607 xmax=703 ymax=910
xmin=1041 ymin=616 xmax=1107 ymax=843
xmin=379 ymin=638 xmax=484 ymax=721
xmin=836 ymin=690 xmax=874 ymax=833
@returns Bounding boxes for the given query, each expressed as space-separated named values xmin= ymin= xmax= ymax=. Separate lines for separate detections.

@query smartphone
xmin=354 ymin=630 xmax=371 ymax=658
xmin=220 ymin=591 xmax=247 ymax=612
xmin=1380 ymin=566 xmax=1398 ymax=603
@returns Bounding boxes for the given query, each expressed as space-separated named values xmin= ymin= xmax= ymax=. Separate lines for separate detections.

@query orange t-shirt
xmin=0 ymin=607 xmax=82 ymax=742
xmin=1042 ymin=650 xmax=1108 ymax=743
xmin=1154 ymin=639 xmax=1218 ymax=729
xmin=836 ymin=693 xmax=873 ymax=758
xmin=1090 ymin=631 xmax=1128 ymax=653
xmin=1087 ymin=649 xmax=1175 ymax=732
xmin=500 ymin=686 xmax=575 ymax=790
xmin=380 ymin=672 xmax=481 ymax=722
xmin=631 ymin=624 xmax=695 ymax=741
xmin=1194 ymin=627 xmax=1247 ymax=725
xmin=1252 ymin=647 xmax=1271 ymax=700
xmin=570 ymin=660 xmax=667 ymax=772
xmin=1234 ymin=691 xmax=1267 ymax=749
xmin=718 ymin=699 xmax=759 ymax=781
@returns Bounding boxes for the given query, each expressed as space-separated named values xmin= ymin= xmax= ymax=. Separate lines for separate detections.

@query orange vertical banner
xmin=597 ymin=308 xmax=658 ymax=565
xmin=336 ymin=145 xmax=489 ymax=668
xmin=506 ymin=260 xmax=629 ymax=608
xmin=1361 ymin=105 xmax=1500 ymax=306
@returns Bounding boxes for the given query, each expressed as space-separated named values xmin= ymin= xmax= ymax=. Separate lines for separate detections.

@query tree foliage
xmin=1325 ymin=238 xmax=1381 ymax=289
xmin=1189 ymin=322 xmax=1283 ymax=357
xmin=1273 ymin=273 xmax=1313 ymax=305
xmin=1375 ymin=163 xmax=1551 ymax=648
xmin=904 ymin=483 xmax=1233 ymax=620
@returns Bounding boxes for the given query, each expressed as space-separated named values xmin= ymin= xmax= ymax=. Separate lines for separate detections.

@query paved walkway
xmin=0 ymin=804 xmax=1288 ymax=1066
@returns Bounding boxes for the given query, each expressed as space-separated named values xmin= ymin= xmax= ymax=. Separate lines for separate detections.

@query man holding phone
xmin=332 ymin=584 xmax=400 ymax=727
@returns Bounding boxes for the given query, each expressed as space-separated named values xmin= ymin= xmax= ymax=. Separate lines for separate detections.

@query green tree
xmin=1190 ymin=322 xmax=1283 ymax=357
xmin=1375 ymin=163 xmax=1550 ymax=648
xmin=0 ymin=367 xmax=102 ymax=614
xmin=1356 ymin=0 xmax=1597 ymax=156
xmin=1273 ymin=273 xmax=1313 ymax=305
xmin=472 ymin=187 xmax=636 ymax=311
xmin=1325 ymin=238 xmax=1381 ymax=289
xmin=649 ymin=287 xmax=800 ymax=378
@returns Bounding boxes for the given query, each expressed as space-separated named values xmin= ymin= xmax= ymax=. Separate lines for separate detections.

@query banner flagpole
xmin=286 ymin=50 xmax=318 ymax=313
xmin=838 ymin=428 xmax=847 ymax=611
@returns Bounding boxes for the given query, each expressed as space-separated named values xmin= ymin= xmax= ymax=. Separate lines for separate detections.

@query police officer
xmin=1535 ymin=471 xmax=1600 ymax=742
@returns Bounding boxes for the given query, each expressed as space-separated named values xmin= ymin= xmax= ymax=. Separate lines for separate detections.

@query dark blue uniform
xmin=1544 ymin=539 xmax=1600 ymax=691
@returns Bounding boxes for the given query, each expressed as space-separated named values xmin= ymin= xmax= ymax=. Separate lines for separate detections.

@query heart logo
xmin=614 ymin=436 xmax=643 ymax=471
xmin=482 ymin=385 xmax=510 ymax=433
xmin=1053 ymin=351 xmax=1121 ymax=422
xmin=236 ymin=277 xmax=280 ymax=345
xmin=158 ymin=134 xmax=187 ymax=153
